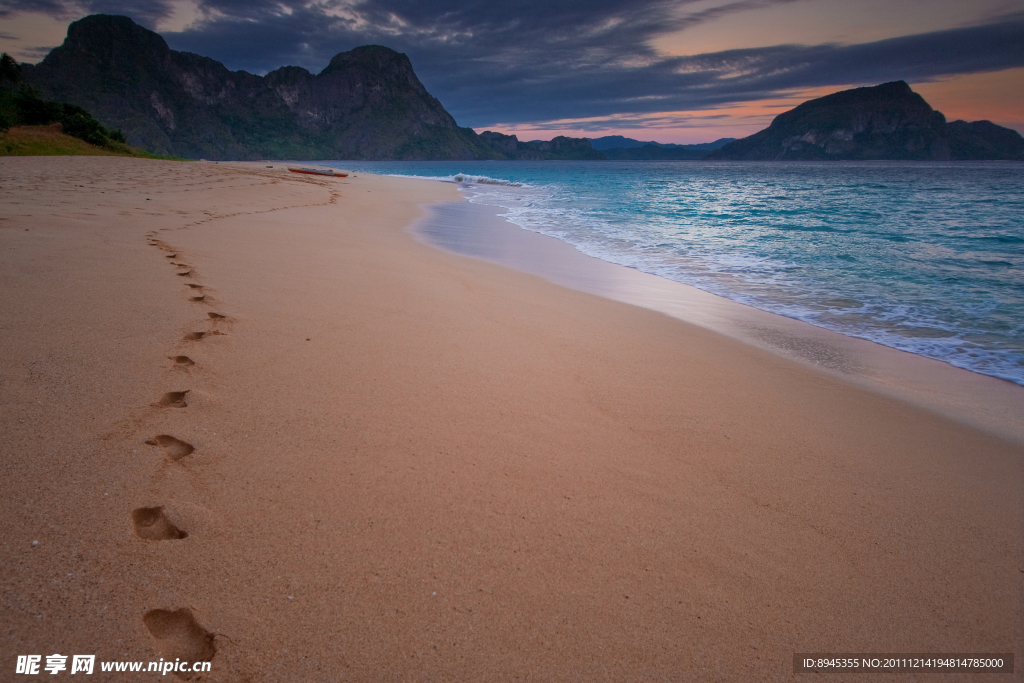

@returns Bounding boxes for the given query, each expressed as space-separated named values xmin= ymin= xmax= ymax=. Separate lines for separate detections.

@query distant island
xmin=13 ymin=15 xmax=1024 ymax=161
xmin=707 ymin=81 xmax=1024 ymax=161
xmin=592 ymin=136 xmax=737 ymax=160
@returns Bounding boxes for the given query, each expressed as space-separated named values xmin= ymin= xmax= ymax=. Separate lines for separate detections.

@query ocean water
xmin=329 ymin=160 xmax=1024 ymax=385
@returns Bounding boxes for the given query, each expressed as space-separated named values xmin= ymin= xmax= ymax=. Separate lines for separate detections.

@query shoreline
xmin=413 ymin=194 xmax=1024 ymax=445
xmin=1 ymin=157 xmax=1021 ymax=681
xmin=331 ymin=159 xmax=1024 ymax=397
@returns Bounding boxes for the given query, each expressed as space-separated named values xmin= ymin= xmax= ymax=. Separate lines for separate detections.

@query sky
xmin=1 ymin=0 xmax=1022 ymax=143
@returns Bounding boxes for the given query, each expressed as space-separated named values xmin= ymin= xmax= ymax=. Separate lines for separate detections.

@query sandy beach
xmin=1 ymin=156 xmax=1021 ymax=681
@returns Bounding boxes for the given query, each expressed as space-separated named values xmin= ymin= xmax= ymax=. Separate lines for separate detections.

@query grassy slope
xmin=0 ymin=124 xmax=180 ymax=158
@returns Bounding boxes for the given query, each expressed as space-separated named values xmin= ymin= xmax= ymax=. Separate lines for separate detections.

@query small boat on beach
xmin=287 ymin=167 xmax=348 ymax=177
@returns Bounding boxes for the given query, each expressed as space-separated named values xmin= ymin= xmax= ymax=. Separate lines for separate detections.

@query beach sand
xmin=1 ymin=156 xmax=1021 ymax=681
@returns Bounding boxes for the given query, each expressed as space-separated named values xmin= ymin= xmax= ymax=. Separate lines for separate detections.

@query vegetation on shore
xmin=1 ymin=123 xmax=139 ymax=156
xmin=1 ymin=52 xmax=179 ymax=158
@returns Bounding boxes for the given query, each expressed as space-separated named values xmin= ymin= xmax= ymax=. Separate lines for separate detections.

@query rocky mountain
xmin=28 ymin=21 xmax=1014 ymax=163
xmin=22 ymin=14 xmax=495 ymax=160
xmin=589 ymin=136 xmax=735 ymax=160
xmin=707 ymin=81 xmax=1024 ymax=161
xmin=945 ymin=119 xmax=1024 ymax=160
xmin=590 ymin=136 xmax=735 ymax=151
xmin=478 ymin=131 xmax=605 ymax=160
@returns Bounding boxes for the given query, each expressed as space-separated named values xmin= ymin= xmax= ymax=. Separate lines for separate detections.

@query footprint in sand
xmin=142 ymin=609 xmax=215 ymax=676
xmin=132 ymin=507 xmax=187 ymax=540
xmin=145 ymin=435 xmax=195 ymax=460
xmin=165 ymin=254 xmax=177 ymax=259
xmin=170 ymin=356 xmax=195 ymax=367
xmin=190 ymin=295 xmax=205 ymax=303
xmin=185 ymin=283 xmax=204 ymax=290
xmin=176 ymin=270 xmax=193 ymax=277
xmin=156 ymin=391 xmax=189 ymax=408
xmin=207 ymin=312 xmax=226 ymax=320
xmin=184 ymin=330 xmax=224 ymax=341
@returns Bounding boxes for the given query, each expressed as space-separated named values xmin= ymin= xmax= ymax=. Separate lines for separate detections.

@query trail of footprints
xmin=133 ymin=232 xmax=234 ymax=676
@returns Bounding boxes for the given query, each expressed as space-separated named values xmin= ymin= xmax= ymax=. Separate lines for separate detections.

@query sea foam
xmin=333 ymin=160 xmax=1024 ymax=385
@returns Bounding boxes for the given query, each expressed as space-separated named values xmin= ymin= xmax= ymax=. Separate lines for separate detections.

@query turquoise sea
xmin=328 ymin=161 xmax=1024 ymax=386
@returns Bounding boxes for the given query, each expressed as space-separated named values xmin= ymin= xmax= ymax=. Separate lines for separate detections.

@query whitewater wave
xmin=387 ymin=172 xmax=524 ymax=187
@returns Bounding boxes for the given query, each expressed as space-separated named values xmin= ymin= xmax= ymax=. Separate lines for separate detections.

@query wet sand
xmin=415 ymin=198 xmax=1024 ymax=446
xmin=1 ymin=156 xmax=1021 ymax=681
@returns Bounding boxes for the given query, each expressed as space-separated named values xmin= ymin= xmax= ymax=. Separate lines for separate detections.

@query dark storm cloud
xmin=7 ymin=0 xmax=1024 ymax=125
xmin=402 ymin=13 xmax=1024 ymax=124
xmin=162 ymin=1 xmax=1024 ymax=125
xmin=18 ymin=44 xmax=60 ymax=58
xmin=0 ymin=0 xmax=72 ymax=16
xmin=164 ymin=0 xmax=710 ymax=74
xmin=0 ymin=0 xmax=172 ymax=26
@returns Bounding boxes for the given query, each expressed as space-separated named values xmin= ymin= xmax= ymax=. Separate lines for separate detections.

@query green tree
xmin=0 ymin=53 xmax=21 ymax=86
